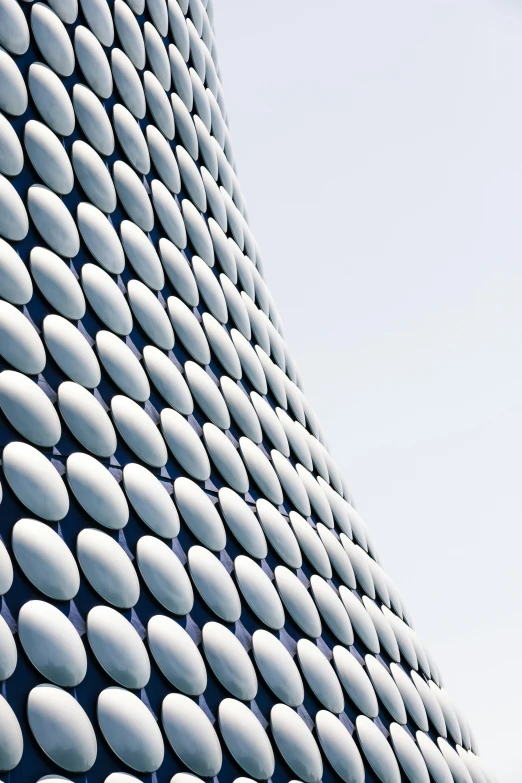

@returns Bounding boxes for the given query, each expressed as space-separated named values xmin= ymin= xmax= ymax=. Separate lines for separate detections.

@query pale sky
xmin=215 ymin=1 xmax=522 ymax=780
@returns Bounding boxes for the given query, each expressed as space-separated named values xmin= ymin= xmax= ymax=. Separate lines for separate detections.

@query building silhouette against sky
xmin=0 ymin=0 xmax=495 ymax=781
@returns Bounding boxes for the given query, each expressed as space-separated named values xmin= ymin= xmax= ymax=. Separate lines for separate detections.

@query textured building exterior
xmin=0 ymin=0 xmax=494 ymax=782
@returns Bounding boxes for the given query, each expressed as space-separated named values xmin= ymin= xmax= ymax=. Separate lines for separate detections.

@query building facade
xmin=0 ymin=0 xmax=494 ymax=781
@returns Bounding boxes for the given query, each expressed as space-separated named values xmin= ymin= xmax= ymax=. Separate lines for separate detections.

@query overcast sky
xmin=215 ymin=1 xmax=522 ymax=779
